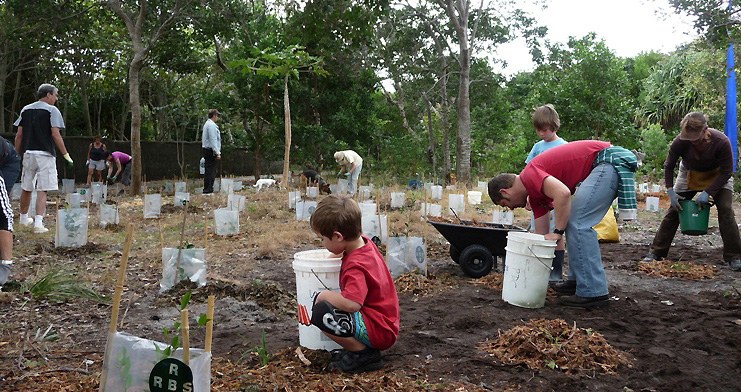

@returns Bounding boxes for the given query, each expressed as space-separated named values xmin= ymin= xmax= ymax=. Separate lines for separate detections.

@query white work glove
xmin=63 ymin=153 xmax=74 ymax=168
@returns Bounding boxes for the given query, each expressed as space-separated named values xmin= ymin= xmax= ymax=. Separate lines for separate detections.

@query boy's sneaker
xmin=329 ymin=349 xmax=347 ymax=362
xmin=20 ymin=217 xmax=33 ymax=226
xmin=328 ymin=347 xmax=382 ymax=373
xmin=33 ymin=226 xmax=49 ymax=234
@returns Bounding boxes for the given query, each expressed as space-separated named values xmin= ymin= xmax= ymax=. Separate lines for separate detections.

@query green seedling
xmin=253 ymin=331 xmax=270 ymax=366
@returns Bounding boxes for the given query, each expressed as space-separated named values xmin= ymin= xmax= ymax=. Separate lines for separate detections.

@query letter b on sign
xmin=149 ymin=357 xmax=193 ymax=392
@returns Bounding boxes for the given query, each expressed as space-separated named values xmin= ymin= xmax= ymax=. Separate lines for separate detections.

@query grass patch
xmin=23 ymin=268 xmax=109 ymax=303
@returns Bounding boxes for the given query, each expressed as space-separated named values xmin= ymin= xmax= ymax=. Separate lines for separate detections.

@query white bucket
xmin=293 ymin=249 xmax=343 ymax=351
xmin=502 ymin=232 xmax=556 ymax=309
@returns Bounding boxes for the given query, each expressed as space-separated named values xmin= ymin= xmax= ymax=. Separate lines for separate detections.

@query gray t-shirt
xmin=14 ymin=101 xmax=65 ymax=156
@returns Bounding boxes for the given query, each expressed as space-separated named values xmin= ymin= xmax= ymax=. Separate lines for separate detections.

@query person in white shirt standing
xmin=14 ymin=84 xmax=73 ymax=234
xmin=334 ymin=150 xmax=363 ymax=196
xmin=201 ymin=109 xmax=221 ymax=194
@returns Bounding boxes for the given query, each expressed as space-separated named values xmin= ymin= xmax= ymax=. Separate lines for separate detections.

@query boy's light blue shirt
xmin=525 ymin=137 xmax=567 ymax=163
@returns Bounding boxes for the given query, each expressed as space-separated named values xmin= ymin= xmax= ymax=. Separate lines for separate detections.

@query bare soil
xmin=0 ymin=185 xmax=739 ymax=391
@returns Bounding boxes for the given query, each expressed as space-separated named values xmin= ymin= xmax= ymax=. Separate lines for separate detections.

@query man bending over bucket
xmin=487 ymin=140 xmax=638 ymax=308
xmin=308 ymin=195 xmax=399 ymax=373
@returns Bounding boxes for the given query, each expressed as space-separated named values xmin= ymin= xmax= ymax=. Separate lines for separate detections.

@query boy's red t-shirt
xmin=340 ymin=236 xmax=400 ymax=350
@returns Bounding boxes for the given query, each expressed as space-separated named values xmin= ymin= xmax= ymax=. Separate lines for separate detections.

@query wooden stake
xmin=55 ymin=201 xmax=60 ymax=242
xmin=180 ymin=309 xmax=190 ymax=365
xmin=376 ymin=190 xmax=383 ymax=244
xmin=205 ymin=295 xmax=215 ymax=353
xmin=203 ymin=218 xmax=209 ymax=249
xmin=174 ymin=201 xmax=188 ymax=288
xmin=98 ymin=223 xmax=134 ymax=392
xmin=157 ymin=216 xmax=164 ymax=250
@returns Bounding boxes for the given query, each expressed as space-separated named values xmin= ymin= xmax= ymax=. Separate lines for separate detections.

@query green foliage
xmin=23 ymin=268 xmax=108 ymax=303
xmin=116 ymin=347 xmax=133 ymax=392
xmin=637 ymin=124 xmax=670 ymax=182
xmin=253 ymin=331 xmax=270 ymax=366
xmin=155 ymin=290 xmax=208 ymax=359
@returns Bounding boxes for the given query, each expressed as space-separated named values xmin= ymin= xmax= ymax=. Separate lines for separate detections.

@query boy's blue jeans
xmin=565 ymin=163 xmax=618 ymax=297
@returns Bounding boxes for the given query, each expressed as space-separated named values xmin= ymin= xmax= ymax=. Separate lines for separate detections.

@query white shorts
xmin=21 ymin=152 xmax=58 ymax=192
xmin=88 ymin=159 xmax=106 ymax=171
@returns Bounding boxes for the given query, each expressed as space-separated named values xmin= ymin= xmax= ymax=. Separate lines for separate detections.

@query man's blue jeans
xmin=565 ymin=163 xmax=618 ymax=297
xmin=348 ymin=163 xmax=363 ymax=195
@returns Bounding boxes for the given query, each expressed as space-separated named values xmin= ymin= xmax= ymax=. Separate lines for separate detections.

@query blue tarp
xmin=725 ymin=42 xmax=737 ymax=172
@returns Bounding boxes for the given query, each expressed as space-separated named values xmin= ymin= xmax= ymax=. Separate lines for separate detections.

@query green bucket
xmin=678 ymin=199 xmax=710 ymax=235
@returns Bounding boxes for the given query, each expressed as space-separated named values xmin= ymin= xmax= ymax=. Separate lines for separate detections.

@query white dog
xmin=254 ymin=178 xmax=277 ymax=191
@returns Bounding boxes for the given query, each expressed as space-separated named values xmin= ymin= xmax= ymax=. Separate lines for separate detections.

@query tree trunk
xmin=80 ymin=76 xmax=93 ymax=136
xmin=282 ymin=74 xmax=292 ymax=185
xmin=455 ymin=23 xmax=471 ymax=186
xmin=394 ymin=81 xmax=414 ymax=134
xmin=248 ymin=116 xmax=262 ymax=178
xmin=96 ymin=98 xmax=102 ymax=135
xmin=119 ymin=91 xmax=128 ymax=140
xmin=425 ymin=97 xmax=437 ymax=176
xmin=0 ymin=53 xmax=7 ymax=134
xmin=8 ymin=70 xmax=21 ymax=134
xmin=129 ymin=57 xmax=145 ymax=194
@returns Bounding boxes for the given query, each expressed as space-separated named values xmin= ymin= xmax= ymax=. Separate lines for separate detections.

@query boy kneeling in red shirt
xmin=309 ymin=195 xmax=400 ymax=373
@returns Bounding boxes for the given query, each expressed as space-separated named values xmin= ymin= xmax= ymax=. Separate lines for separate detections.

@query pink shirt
xmin=111 ymin=151 xmax=131 ymax=165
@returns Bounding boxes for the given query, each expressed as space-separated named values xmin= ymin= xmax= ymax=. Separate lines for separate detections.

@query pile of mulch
xmin=394 ymin=272 xmax=458 ymax=296
xmin=426 ymin=216 xmax=489 ymax=227
xmin=471 ymin=272 xmax=504 ymax=291
xmin=637 ymin=260 xmax=717 ymax=279
xmin=478 ymin=318 xmax=633 ymax=374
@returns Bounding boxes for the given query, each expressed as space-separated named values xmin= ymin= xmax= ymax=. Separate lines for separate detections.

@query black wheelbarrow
xmin=428 ymin=219 xmax=526 ymax=278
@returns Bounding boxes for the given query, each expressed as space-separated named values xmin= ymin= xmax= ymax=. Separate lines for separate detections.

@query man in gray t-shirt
xmin=13 ymin=83 xmax=73 ymax=233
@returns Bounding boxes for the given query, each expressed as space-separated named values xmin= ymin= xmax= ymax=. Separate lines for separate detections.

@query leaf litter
xmin=478 ymin=318 xmax=633 ymax=374
xmin=638 ymin=260 xmax=717 ymax=279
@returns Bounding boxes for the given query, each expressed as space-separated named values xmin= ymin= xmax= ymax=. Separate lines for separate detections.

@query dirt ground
xmin=0 ymin=183 xmax=739 ymax=391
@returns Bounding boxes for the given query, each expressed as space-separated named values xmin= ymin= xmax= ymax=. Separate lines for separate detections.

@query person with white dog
xmin=334 ymin=150 xmax=363 ymax=196
xmin=202 ymin=109 xmax=221 ymax=195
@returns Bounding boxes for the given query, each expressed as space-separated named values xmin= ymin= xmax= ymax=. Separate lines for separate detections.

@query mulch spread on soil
xmin=222 ymin=347 xmax=485 ymax=391
xmin=394 ymin=272 xmax=459 ymax=296
xmin=637 ymin=260 xmax=717 ymax=279
xmin=477 ymin=318 xmax=633 ymax=374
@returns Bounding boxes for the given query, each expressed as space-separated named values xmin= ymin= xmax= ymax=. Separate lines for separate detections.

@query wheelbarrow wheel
xmin=459 ymin=245 xmax=494 ymax=278
xmin=449 ymin=246 xmax=461 ymax=264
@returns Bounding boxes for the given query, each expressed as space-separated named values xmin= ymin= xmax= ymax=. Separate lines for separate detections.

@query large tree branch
xmin=103 ymin=1 xmax=135 ymax=39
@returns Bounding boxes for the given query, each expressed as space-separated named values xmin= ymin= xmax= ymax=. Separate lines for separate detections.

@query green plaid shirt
xmin=594 ymin=146 xmax=638 ymax=211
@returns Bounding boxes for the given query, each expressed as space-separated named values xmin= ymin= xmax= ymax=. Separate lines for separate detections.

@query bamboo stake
xmin=55 ymin=201 xmax=60 ymax=243
xmin=174 ymin=200 xmax=188 ymax=288
xmin=98 ymin=223 xmax=134 ymax=392
xmin=205 ymin=295 xmax=215 ymax=352
xmin=203 ymin=218 xmax=209 ymax=249
xmin=180 ymin=309 xmax=190 ymax=365
xmin=157 ymin=216 xmax=164 ymax=250
xmin=424 ymin=176 xmax=429 ymax=217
